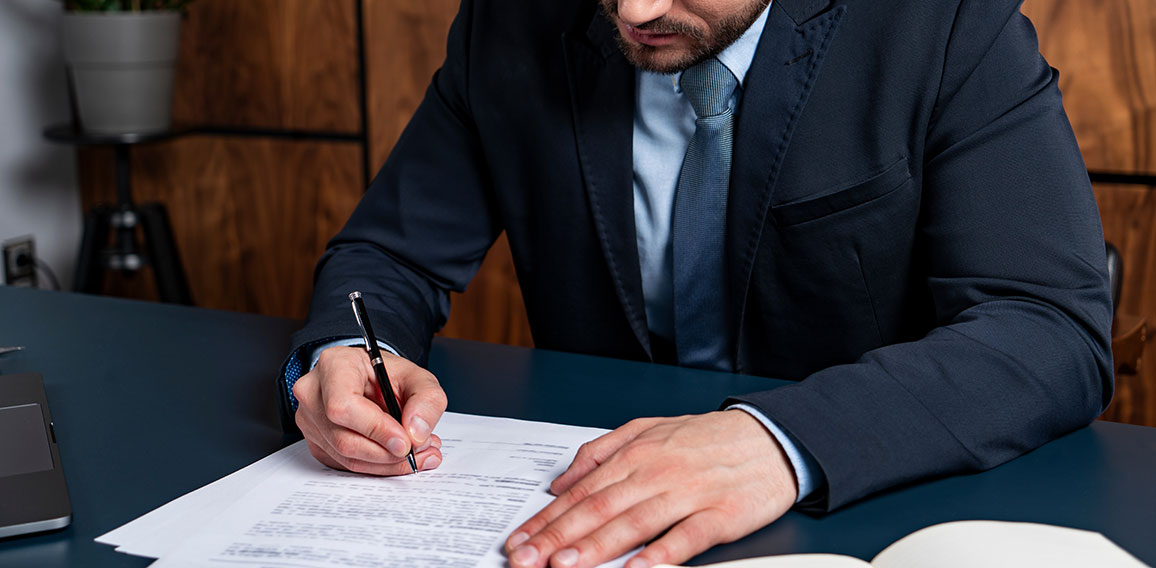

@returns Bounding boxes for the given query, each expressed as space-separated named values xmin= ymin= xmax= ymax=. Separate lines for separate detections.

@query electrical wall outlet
xmin=2 ymin=236 xmax=37 ymax=287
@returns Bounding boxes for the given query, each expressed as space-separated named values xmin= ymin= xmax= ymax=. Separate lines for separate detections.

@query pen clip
xmin=348 ymin=292 xmax=375 ymax=354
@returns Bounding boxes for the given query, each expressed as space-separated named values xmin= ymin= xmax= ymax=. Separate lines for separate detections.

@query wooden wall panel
xmin=75 ymin=0 xmax=532 ymax=347
xmin=1021 ymin=1 xmax=1156 ymax=173
xmin=173 ymin=0 xmax=361 ymax=132
xmin=363 ymin=0 xmax=533 ymax=347
xmin=76 ymin=139 xmax=362 ymax=318
xmin=363 ymin=0 xmax=460 ymax=173
xmin=74 ymin=0 xmax=364 ymax=320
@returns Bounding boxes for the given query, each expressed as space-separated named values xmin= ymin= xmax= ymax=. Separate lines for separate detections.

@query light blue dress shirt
xmin=630 ymin=3 xmax=821 ymax=502
xmin=310 ymin=0 xmax=822 ymax=503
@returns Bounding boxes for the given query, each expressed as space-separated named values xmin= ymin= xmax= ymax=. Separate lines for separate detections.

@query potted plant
xmin=60 ymin=1 xmax=194 ymax=134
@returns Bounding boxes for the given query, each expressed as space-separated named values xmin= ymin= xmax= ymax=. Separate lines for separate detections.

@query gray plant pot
xmin=61 ymin=12 xmax=182 ymax=135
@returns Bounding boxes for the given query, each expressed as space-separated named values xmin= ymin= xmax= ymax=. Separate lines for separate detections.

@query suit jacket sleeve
xmin=287 ymin=0 xmax=495 ymax=370
xmin=728 ymin=1 xmax=1114 ymax=512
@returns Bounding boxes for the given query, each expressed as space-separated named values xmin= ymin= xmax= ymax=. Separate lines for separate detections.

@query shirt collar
xmin=716 ymin=2 xmax=771 ymax=87
xmin=665 ymin=2 xmax=771 ymax=91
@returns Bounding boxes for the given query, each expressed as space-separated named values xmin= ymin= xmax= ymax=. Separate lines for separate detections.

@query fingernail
xmin=507 ymin=531 xmax=529 ymax=551
xmin=553 ymin=548 xmax=579 ymax=567
xmin=409 ymin=416 xmax=431 ymax=443
xmin=510 ymin=545 xmax=538 ymax=566
xmin=626 ymin=557 xmax=652 ymax=568
xmin=385 ymin=438 xmax=408 ymax=457
xmin=422 ymin=455 xmax=441 ymax=470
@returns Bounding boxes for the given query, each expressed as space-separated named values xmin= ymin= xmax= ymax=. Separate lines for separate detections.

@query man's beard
xmin=599 ymin=0 xmax=770 ymax=74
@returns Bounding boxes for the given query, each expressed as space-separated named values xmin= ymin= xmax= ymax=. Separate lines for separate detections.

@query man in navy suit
xmin=281 ymin=0 xmax=1113 ymax=566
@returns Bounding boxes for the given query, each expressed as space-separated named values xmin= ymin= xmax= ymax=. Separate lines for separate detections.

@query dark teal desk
xmin=0 ymin=287 xmax=1154 ymax=566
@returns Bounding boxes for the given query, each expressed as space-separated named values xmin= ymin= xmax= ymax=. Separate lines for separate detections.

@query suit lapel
xmin=727 ymin=0 xmax=845 ymax=353
xmin=562 ymin=9 xmax=652 ymax=357
xmin=558 ymin=1 xmax=846 ymax=362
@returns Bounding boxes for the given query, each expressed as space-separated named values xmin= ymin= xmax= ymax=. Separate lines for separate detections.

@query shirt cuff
xmin=727 ymin=403 xmax=824 ymax=503
xmin=308 ymin=338 xmax=401 ymax=371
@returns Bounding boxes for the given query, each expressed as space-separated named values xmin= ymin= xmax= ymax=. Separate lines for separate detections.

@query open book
xmin=658 ymin=521 xmax=1147 ymax=568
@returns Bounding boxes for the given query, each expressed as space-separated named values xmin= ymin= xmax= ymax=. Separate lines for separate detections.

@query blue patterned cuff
xmin=283 ymin=348 xmax=306 ymax=412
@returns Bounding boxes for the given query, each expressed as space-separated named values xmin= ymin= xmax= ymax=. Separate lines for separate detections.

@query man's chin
xmin=617 ymin=42 xmax=703 ymax=74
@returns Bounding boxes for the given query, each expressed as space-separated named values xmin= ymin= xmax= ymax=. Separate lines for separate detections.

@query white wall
xmin=0 ymin=0 xmax=81 ymax=289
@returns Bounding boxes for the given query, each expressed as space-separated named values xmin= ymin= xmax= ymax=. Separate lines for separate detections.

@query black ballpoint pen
xmin=349 ymin=291 xmax=419 ymax=473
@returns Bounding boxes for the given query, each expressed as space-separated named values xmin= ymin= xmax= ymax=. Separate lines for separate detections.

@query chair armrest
xmin=1111 ymin=314 xmax=1147 ymax=376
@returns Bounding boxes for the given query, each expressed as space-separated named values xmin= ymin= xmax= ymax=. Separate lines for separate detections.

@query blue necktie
xmin=672 ymin=57 xmax=738 ymax=371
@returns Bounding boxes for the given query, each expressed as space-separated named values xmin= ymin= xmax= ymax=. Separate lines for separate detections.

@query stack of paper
xmin=97 ymin=412 xmax=632 ymax=568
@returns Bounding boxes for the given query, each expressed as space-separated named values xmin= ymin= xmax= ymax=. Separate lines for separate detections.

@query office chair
xmin=1105 ymin=241 xmax=1145 ymax=379
xmin=1106 ymin=241 xmax=1123 ymax=315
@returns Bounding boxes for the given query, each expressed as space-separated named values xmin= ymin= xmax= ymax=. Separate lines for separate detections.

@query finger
xmin=551 ymin=418 xmax=657 ymax=495
xmin=304 ymin=439 xmax=343 ymax=470
xmin=323 ymin=415 xmax=443 ymax=471
xmin=343 ymin=445 xmax=445 ymax=475
xmin=324 ymin=391 xmax=411 ymax=456
xmin=291 ymin=369 xmax=318 ymax=410
xmin=389 ymin=360 xmax=447 ymax=446
xmin=548 ymin=493 xmax=688 ymax=568
xmin=315 ymin=357 xmax=411 ymax=455
xmin=303 ymin=423 xmax=367 ymax=471
xmin=626 ymin=509 xmax=733 ymax=568
xmin=416 ymin=444 xmax=443 ymax=471
xmin=305 ymin=415 xmax=400 ymax=467
xmin=307 ymin=426 xmax=443 ymax=476
xmin=508 ymin=456 xmax=634 ymax=556
xmin=513 ymin=420 xmax=672 ymax=547
xmin=328 ymin=423 xmax=405 ymax=463
xmin=297 ymin=401 xmax=354 ymax=465
xmin=507 ymin=480 xmax=652 ymax=568
xmin=310 ymin=396 xmax=409 ymax=463
xmin=299 ymin=401 xmax=409 ymax=468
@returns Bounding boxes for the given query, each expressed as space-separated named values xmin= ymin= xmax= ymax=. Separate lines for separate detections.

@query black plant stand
xmin=44 ymin=124 xmax=193 ymax=305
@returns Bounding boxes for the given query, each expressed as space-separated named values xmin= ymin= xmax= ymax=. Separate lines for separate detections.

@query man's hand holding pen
xmin=292 ymin=345 xmax=447 ymax=476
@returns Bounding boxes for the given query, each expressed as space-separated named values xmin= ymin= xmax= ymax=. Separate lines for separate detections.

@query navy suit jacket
xmin=286 ymin=0 xmax=1114 ymax=512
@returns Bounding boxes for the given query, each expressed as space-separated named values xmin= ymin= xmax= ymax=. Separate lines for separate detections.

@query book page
xmin=871 ymin=520 xmax=1148 ymax=568
xmin=656 ymin=554 xmax=870 ymax=568
xmin=147 ymin=413 xmax=634 ymax=568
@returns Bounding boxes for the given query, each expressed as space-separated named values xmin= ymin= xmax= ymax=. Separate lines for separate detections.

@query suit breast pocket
xmin=770 ymin=157 xmax=912 ymax=227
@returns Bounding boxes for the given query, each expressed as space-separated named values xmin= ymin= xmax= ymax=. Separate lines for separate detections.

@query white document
xmin=100 ymin=413 xmax=633 ymax=568
xmin=97 ymin=446 xmax=297 ymax=558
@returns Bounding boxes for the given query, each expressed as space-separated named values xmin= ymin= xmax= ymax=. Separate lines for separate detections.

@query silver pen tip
xmin=349 ymin=291 xmax=362 ymax=301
